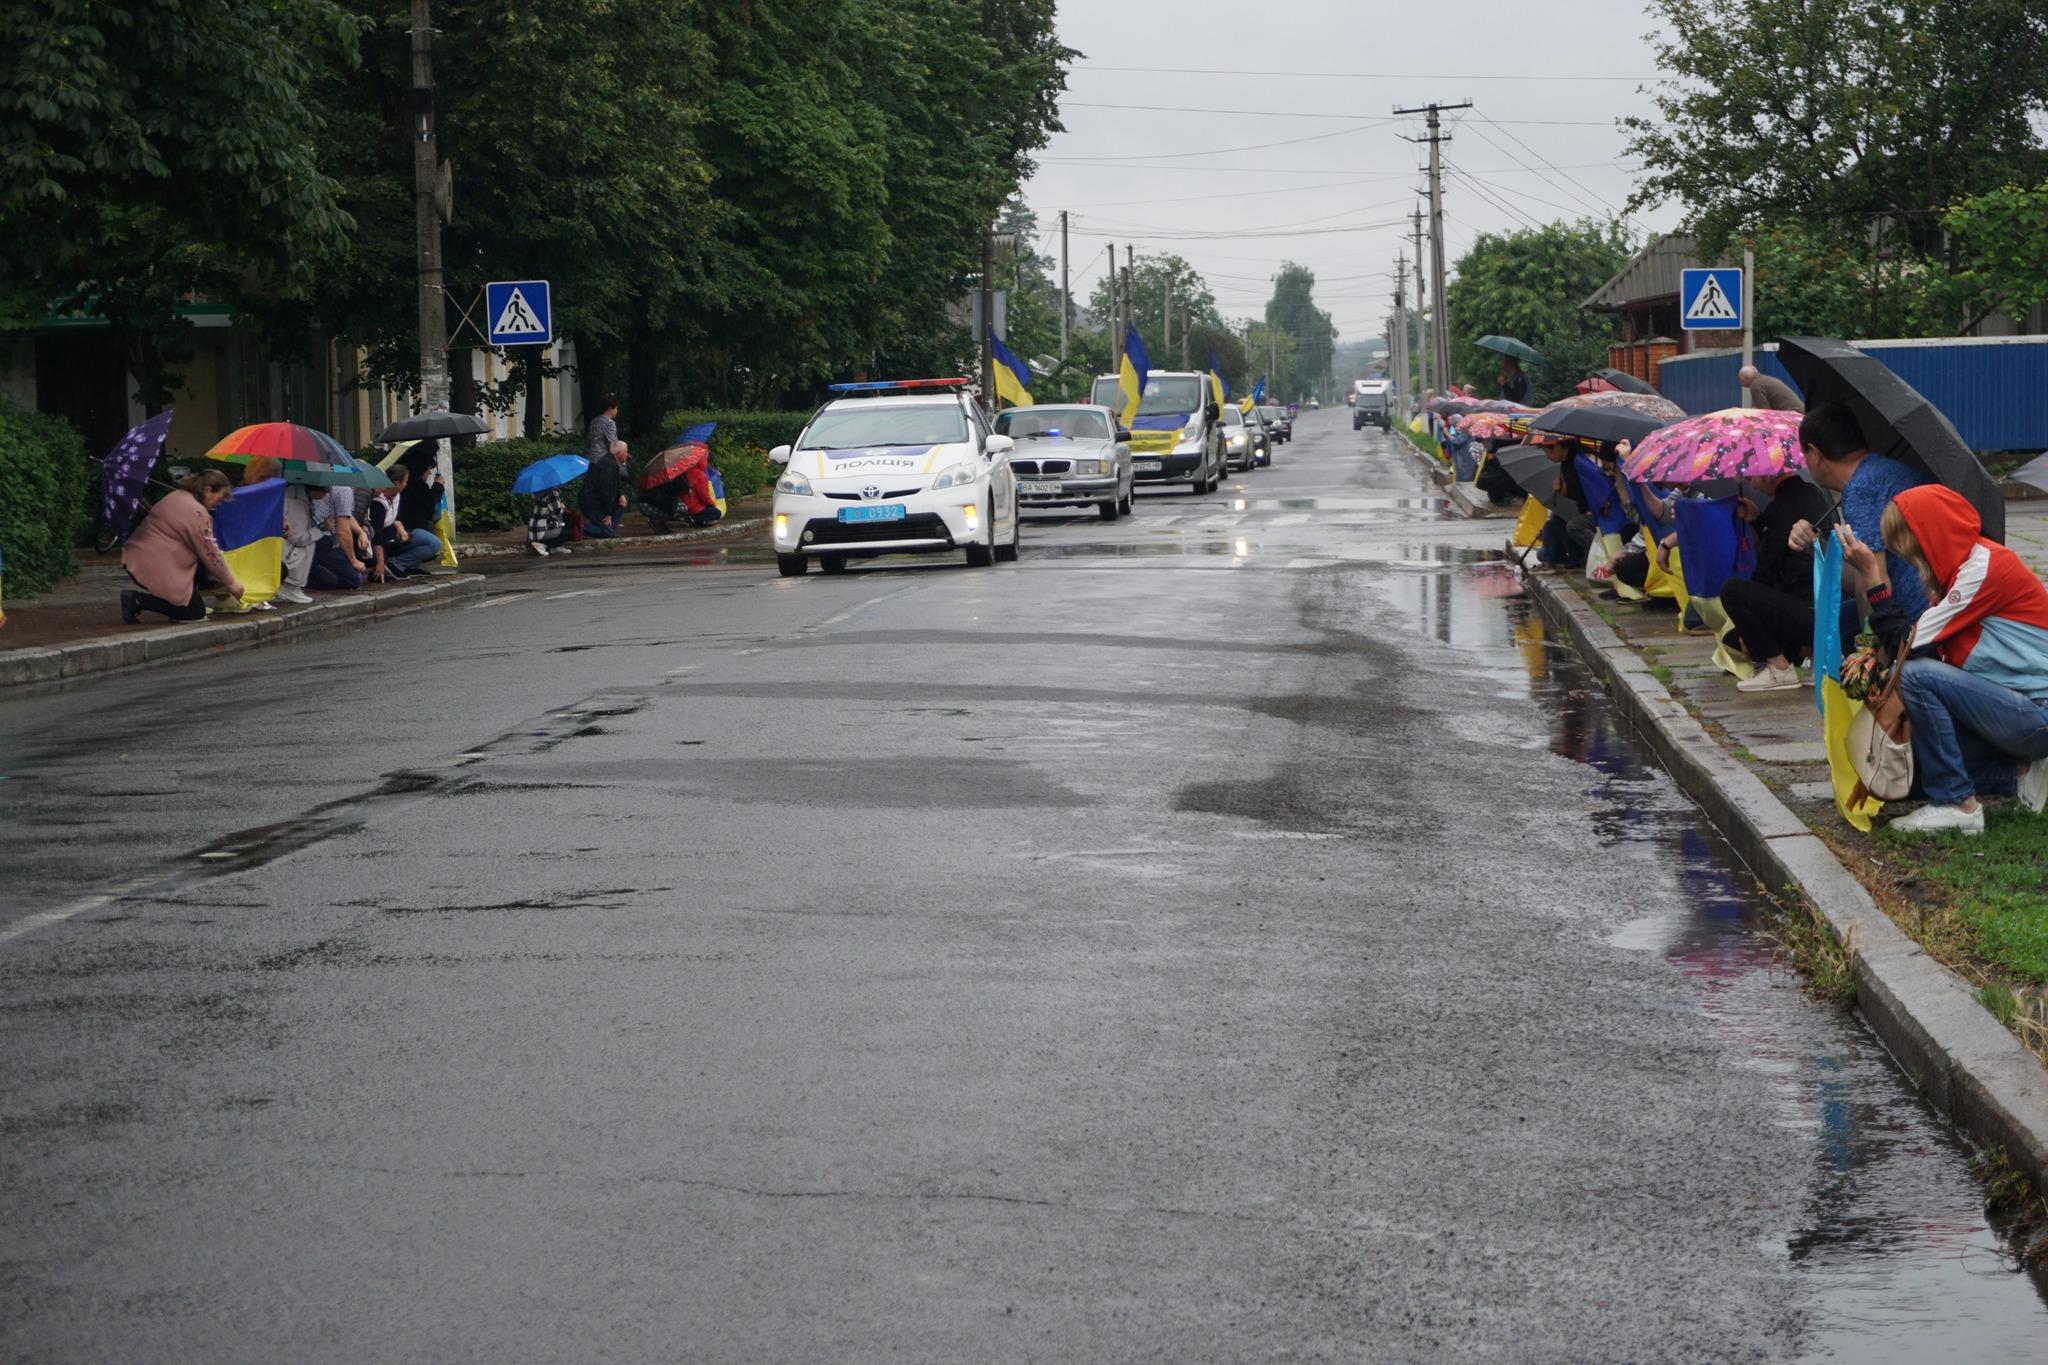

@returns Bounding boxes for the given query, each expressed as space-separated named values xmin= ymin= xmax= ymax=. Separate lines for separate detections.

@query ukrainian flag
xmin=1118 ymin=323 xmax=1151 ymax=427
xmin=1208 ymin=350 xmax=1230 ymax=413
xmin=989 ymin=330 xmax=1033 ymax=408
xmin=212 ymin=476 xmax=286 ymax=605
xmin=1251 ymin=376 xmax=1266 ymax=403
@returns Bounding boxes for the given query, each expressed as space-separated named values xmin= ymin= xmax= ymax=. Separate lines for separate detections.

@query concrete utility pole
xmin=1163 ymin=267 xmax=1175 ymax=356
xmin=979 ymin=228 xmax=996 ymax=412
xmin=1180 ymin=306 xmax=1192 ymax=370
xmin=1410 ymin=206 xmax=1430 ymax=398
xmin=1107 ymin=243 xmax=1120 ymax=376
xmin=409 ymin=0 xmax=452 ymax=510
xmin=1395 ymin=101 xmax=1470 ymax=393
xmin=1392 ymin=254 xmax=1409 ymax=403
xmin=1741 ymin=239 xmax=1755 ymax=408
xmin=1059 ymin=211 xmax=1069 ymax=361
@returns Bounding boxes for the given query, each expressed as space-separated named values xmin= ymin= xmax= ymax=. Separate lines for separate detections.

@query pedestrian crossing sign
xmin=1680 ymin=268 xmax=1743 ymax=331
xmin=486 ymin=279 xmax=553 ymax=346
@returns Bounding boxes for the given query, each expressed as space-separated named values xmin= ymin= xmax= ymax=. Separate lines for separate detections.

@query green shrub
xmin=451 ymin=438 xmax=571 ymax=533
xmin=0 ymin=397 xmax=88 ymax=597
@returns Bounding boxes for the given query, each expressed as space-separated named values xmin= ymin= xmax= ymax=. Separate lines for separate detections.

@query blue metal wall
xmin=1657 ymin=340 xmax=2048 ymax=452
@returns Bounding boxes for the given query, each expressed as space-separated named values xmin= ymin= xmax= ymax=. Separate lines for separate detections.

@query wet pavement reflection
xmin=1379 ymin=554 xmax=2048 ymax=1357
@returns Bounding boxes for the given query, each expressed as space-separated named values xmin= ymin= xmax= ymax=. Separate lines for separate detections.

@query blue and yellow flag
xmin=989 ymin=329 xmax=1033 ymax=407
xmin=1118 ymin=324 xmax=1151 ymax=427
xmin=212 ymin=476 xmax=285 ymax=605
xmin=1251 ymin=376 xmax=1266 ymax=403
xmin=1209 ymin=350 xmax=1231 ymax=402
xmin=1812 ymin=532 xmax=1845 ymax=718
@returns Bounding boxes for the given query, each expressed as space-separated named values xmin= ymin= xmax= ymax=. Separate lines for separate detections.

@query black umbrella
xmin=2008 ymin=452 xmax=2048 ymax=497
xmin=1531 ymin=404 xmax=1671 ymax=446
xmin=376 ymin=410 xmax=490 ymax=444
xmin=1592 ymin=368 xmax=1658 ymax=396
xmin=1495 ymin=444 xmax=1577 ymax=512
xmin=1777 ymin=336 xmax=2004 ymax=542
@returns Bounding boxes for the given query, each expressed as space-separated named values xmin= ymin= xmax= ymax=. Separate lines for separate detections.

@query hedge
xmin=429 ymin=411 xmax=811 ymax=534
xmin=0 ymin=397 xmax=87 ymax=597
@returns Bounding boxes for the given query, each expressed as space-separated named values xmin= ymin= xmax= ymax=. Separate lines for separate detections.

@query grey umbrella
xmin=1592 ymin=368 xmax=1659 ymax=395
xmin=2008 ymin=452 xmax=2048 ymax=497
xmin=1778 ymin=336 xmax=2003 ymax=542
xmin=1495 ymin=444 xmax=1577 ymax=513
xmin=376 ymin=410 xmax=490 ymax=444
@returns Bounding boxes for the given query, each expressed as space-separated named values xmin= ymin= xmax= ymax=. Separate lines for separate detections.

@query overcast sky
xmin=1023 ymin=0 xmax=1688 ymax=344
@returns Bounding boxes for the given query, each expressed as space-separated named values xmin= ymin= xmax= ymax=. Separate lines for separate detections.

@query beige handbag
xmin=1848 ymin=660 xmax=1915 ymax=804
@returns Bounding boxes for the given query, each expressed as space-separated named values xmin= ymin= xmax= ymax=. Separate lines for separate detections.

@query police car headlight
xmin=930 ymin=460 xmax=980 ymax=490
xmin=776 ymin=470 xmax=814 ymax=496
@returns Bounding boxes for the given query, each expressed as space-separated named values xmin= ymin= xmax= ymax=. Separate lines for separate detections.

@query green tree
xmin=1443 ymin=219 xmax=1634 ymax=403
xmin=1087 ymin=252 xmax=1217 ymax=370
xmin=1944 ymin=180 xmax=2048 ymax=328
xmin=1623 ymin=0 xmax=2048 ymax=260
xmin=1263 ymin=263 xmax=1333 ymax=403
xmin=0 ymin=0 xmax=365 ymax=408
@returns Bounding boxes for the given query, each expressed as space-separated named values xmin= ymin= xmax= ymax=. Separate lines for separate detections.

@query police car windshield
xmin=995 ymin=408 xmax=1110 ymax=441
xmin=801 ymin=404 xmax=968 ymax=449
xmin=1136 ymin=376 xmax=1203 ymax=416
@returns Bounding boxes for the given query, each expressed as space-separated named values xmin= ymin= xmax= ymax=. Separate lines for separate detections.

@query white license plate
xmin=1134 ymin=459 xmax=1163 ymax=473
xmin=1019 ymin=480 xmax=1063 ymax=495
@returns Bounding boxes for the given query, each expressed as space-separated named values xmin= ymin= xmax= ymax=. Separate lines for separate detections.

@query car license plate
xmin=1019 ymin=480 xmax=1062 ymax=495
xmin=1133 ymin=459 xmax=1162 ymax=473
xmin=838 ymin=504 xmax=906 ymax=523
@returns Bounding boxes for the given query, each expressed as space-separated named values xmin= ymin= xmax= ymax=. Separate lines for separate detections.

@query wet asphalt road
xmin=4 ymin=411 xmax=2046 ymax=1360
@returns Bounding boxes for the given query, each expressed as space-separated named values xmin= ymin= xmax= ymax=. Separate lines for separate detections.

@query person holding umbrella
xmin=1844 ymin=488 xmax=2048 ymax=835
xmin=1498 ymin=357 xmax=1531 ymax=406
xmin=1785 ymin=402 xmax=1933 ymax=625
xmin=514 ymin=453 xmax=588 ymax=557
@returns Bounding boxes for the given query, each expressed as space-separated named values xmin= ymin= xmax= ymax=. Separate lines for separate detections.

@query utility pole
xmin=1107 ymin=243 xmax=1120 ymax=377
xmin=1180 ymin=305 xmax=1192 ymax=369
xmin=1059 ymin=210 xmax=1069 ymax=361
xmin=1410 ymin=206 xmax=1430 ymax=397
xmin=1395 ymin=101 xmax=1470 ymax=394
xmin=979 ymin=227 xmax=996 ymax=413
xmin=409 ymin=0 xmax=452 ymax=514
xmin=1740 ymin=239 xmax=1755 ymax=407
xmin=1163 ymin=267 xmax=1175 ymax=357
xmin=1392 ymin=253 xmax=1409 ymax=404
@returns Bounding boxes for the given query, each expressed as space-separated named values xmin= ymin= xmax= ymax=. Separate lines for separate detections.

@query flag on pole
xmin=211 ymin=476 xmax=286 ymax=605
xmin=1118 ymin=324 xmax=1151 ymax=427
xmin=989 ymin=329 xmax=1033 ymax=407
xmin=1208 ymin=351 xmax=1231 ymax=401
xmin=1812 ymin=531 xmax=1846 ymax=718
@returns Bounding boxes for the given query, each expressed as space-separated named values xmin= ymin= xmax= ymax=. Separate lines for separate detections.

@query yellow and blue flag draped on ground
xmin=212 ymin=476 xmax=285 ymax=605
xmin=989 ymin=329 xmax=1033 ymax=407
xmin=1118 ymin=324 xmax=1151 ymax=427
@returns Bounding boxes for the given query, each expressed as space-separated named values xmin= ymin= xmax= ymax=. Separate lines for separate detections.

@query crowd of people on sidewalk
xmin=525 ymin=395 xmax=723 ymax=557
xmin=1419 ymin=355 xmax=2048 ymax=840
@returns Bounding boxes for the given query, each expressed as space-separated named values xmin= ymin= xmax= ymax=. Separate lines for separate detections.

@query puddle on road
xmin=1383 ymin=554 xmax=2048 ymax=1355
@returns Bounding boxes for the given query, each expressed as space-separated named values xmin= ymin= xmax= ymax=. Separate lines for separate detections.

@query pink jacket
xmin=123 ymin=489 xmax=240 ymax=602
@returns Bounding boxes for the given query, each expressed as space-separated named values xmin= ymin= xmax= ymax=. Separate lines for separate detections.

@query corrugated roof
xmin=1582 ymin=233 xmax=1701 ymax=311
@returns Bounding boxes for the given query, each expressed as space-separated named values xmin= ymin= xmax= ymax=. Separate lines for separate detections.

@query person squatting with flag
xmin=119 ymin=470 xmax=247 ymax=622
xmin=1838 ymin=487 xmax=2048 ymax=836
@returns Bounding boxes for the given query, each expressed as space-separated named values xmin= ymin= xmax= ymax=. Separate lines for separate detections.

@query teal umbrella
xmin=1476 ymin=335 xmax=1544 ymax=365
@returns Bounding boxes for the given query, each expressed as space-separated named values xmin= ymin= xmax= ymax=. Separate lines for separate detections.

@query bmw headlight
xmin=931 ymin=460 xmax=980 ymax=490
xmin=776 ymin=469 xmax=814 ymax=496
xmin=1073 ymin=458 xmax=1103 ymax=476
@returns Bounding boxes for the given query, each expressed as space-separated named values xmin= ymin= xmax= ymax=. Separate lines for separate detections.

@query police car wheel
xmin=776 ymin=553 xmax=808 ymax=578
xmin=996 ymin=517 xmax=1021 ymax=561
xmin=820 ymin=554 xmax=848 ymax=574
xmin=965 ymin=531 xmax=996 ymax=568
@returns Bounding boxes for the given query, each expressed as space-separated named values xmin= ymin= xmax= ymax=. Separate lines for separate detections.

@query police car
xmin=768 ymin=378 xmax=1021 ymax=576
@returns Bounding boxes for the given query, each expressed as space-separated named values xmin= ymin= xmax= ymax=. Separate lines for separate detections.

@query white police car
xmin=769 ymin=379 xmax=1021 ymax=577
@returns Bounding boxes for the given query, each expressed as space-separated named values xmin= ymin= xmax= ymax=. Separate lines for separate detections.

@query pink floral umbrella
xmin=1460 ymin=412 xmax=1518 ymax=439
xmin=1622 ymin=406 xmax=1806 ymax=483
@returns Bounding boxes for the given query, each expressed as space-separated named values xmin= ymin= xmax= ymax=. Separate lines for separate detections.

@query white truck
xmin=1352 ymin=379 xmax=1393 ymax=431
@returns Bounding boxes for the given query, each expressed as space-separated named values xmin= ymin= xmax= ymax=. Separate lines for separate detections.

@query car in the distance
xmin=1353 ymin=379 xmax=1393 ymax=431
xmin=1243 ymin=404 xmax=1273 ymax=468
xmin=768 ymin=378 xmax=1020 ymax=576
xmin=995 ymin=403 xmax=1134 ymax=521
xmin=1257 ymin=404 xmax=1292 ymax=443
xmin=1221 ymin=403 xmax=1255 ymax=472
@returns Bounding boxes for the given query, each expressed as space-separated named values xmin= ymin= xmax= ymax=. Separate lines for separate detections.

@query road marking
xmin=470 ymin=595 xmax=528 ymax=610
xmin=544 ymin=588 xmax=619 ymax=601
xmin=0 ymin=878 xmax=166 ymax=947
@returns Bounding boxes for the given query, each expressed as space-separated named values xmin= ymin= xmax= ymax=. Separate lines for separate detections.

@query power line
xmin=1051 ymin=118 xmax=1396 ymax=162
xmin=1062 ymin=100 xmax=1654 ymax=128
xmin=1464 ymin=109 xmax=1622 ymax=218
xmin=1073 ymin=64 xmax=1660 ymax=81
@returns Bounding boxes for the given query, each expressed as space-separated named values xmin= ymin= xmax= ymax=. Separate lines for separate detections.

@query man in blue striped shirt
xmin=1787 ymin=401 xmax=1933 ymax=621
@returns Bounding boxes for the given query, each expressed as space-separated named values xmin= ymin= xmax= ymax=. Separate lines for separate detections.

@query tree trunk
xmin=626 ymin=309 xmax=660 ymax=443
xmin=523 ymin=355 xmax=545 ymax=440
xmin=575 ymin=336 xmax=607 ymax=437
xmin=448 ymin=346 xmax=478 ymax=448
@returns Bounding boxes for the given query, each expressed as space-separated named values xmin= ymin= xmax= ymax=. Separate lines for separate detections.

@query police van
xmin=768 ymin=378 xmax=1020 ymax=576
xmin=1089 ymin=371 xmax=1227 ymax=493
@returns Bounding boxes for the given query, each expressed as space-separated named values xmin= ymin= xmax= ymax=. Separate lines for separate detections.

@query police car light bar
xmin=825 ymin=378 xmax=973 ymax=394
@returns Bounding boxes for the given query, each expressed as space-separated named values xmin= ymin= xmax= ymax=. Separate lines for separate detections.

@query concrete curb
xmin=1524 ymin=568 xmax=2048 ymax=1193
xmin=455 ymin=515 xmax=767 ymax=558
xmin=0 ymin=574 xmax=486 ymax=691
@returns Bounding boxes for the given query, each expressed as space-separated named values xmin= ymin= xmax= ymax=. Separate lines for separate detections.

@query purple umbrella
xmin=100 ymin=410 xmax=175 ymax=538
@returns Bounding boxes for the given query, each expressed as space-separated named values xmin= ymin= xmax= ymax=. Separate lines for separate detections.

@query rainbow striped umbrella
xmin=206 ymin=422 xmax=355 ymax=470
xmin=1622 ymin=407 xmax=1806 ymax=484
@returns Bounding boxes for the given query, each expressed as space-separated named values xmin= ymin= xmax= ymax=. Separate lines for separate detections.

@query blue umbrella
xmin=512 ymin=453 xmax=588 ymax=495
xmin=669 ymin=422 xmax=717 ymax=446
xmin=100 ymin=410 xmax=175 ymax=535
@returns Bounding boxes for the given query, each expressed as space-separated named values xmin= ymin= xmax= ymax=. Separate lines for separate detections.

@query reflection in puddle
xmin=1382 ymin=561 xmax=2048 ymax=1358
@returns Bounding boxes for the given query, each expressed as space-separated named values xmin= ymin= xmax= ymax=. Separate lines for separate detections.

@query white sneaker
xmin=2019 ymin=761 xmax=2048 ymax=816
xmin=276 ymin=584 xmax=313 ymax=605
xmin=1736 ymin=663 xmax=1803 ymax=693
xmin=529 ymin=542 xmax=550 ymax=556
xmin=1890 ymin=803 xmax=1985 ymax=836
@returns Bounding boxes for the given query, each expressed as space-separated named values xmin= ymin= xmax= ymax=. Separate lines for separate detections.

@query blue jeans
xmin=582 ymin=512 xmax=622 ymax=538
xmin=1898 ymin=658 xmax=2048 ymax=804
xmin=390 ymin=528 xmax=439 ymax=573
